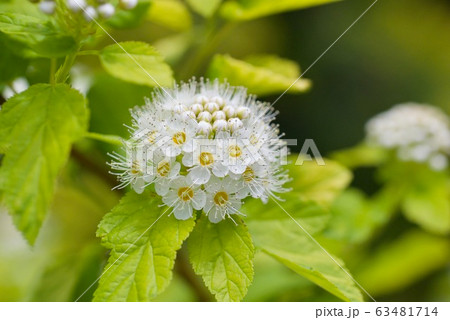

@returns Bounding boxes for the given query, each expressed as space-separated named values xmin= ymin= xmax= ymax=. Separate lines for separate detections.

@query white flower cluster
xmin=36 ymin=0 xmax=138 ymax=21
xmin=366 ymin=103 xmax=450 ymax=171
xmin=110 ymin=79 xmax=291 ymax=223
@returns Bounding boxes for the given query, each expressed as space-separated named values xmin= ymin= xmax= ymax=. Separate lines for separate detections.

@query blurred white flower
xmin=366 ymin=103 xmax=450 ymax=170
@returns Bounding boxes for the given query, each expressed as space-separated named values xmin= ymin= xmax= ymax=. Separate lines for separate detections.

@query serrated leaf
xmin=0 ymin=84 xmax=88 ymax=244
xmin=244 ymin=199 xmax=363 ymax=301
xmin=94 ymin=190 xmax=195 ymax=302
xmin=187 ymin=0 xmax=222 ymax=17
xmin=0 ymin=13 xmax=77 ymax=58
xmin=188 ymin=216 xmax=254 ymax=302
xmin=147 ymin=0 xmax=192 ymax=31
xmin=356 ymin=230 xmax=450 ymax=296
xmin=207 ymin=54 xmax=311 ymax=96
xmin=99 ymin=41 xmax=174 ymax=88
xmin=221 ymin=0 xmax=339 ymax=21
xmin=288 ymin=155 xmax=352 ymax=207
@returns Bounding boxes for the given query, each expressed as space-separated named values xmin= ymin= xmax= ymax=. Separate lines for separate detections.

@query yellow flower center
xmin=249 ymin=134 xmax=259 ymax=145
xmin=148 ymin=130 xmax=158 ymax=143
xmin=228 ymin=145 xmax=242 ymax=158
xmin=172 ymin=131 xmax=186 ymax=145
xmin=131 ymin=161 xmax=140 ymax=175
xmin=157 ymin=160 xmax=170 ymax=177
xmin=243 ymin=167 xmax=255 ymax=182
xmin=214 ymin=191 xmax=229 ymax=207
xmin=199 ymin=152 xmax=214 ymax=166
xmin=178 ymin=187 xmax=194 ymax=202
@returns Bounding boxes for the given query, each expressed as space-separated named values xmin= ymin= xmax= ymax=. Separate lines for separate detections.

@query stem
xmin=175 ymin=246 xmax=213 ymax=302
xmin=50 ymin=58 xmax=57 ymax=85
xmin=55 ymin=52 xmax=78 ymax=83
xmin=85 ymin=132 xmax=123 ymax=146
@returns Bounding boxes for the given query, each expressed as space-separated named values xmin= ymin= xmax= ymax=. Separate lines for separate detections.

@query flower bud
xmin=213 ymin=119 xmax=227 ymax=132
xmin=83 ymin=6 xmax=98 ymax=21
xmin=205 ymin=102 xmax=219 ymax=113
xmin=182 ymin=110 xmax=196 ymax=121
xmin=98 ymin=3 xmax=115 ymax=18
xmin=197 ymin=121 xmax=212 ymax=135
xmin=67 ymin=0 xmax=86 ymax=12
xmin=211 ymin=96 xmax=224 ymax=107
xmin=194 ymin=95 xmax=209 ymax=105
xmin=223 ymin=105 xmax=235 ymax=119
xmin=39 ymin=0 xmax=56 ymax=15
xmin=212 ymin=110 xmax=226 ymax=121
xmin=197 ymin=111 xmax=212 ymax=123
xmin=227 ymin=118 xmax=243 ymax=132
xmin=120 ymin=0 xmax=138 ymax=10
xmin=236 ymin=106 xmax=250 ymax=119
xmin=190 ymin=103 xmax=203 ymax=115
xmin=172 ymin=103 xmax=187 ymax=113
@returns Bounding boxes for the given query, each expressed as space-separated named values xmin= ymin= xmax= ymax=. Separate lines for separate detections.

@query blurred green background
xmin=0 ymin=0 xmax=449 ymax=302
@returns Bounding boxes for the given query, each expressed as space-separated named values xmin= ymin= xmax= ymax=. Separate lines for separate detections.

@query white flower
xmin=162 ymin=116 xmax=196 ymax=157
xmin=183 ymin=142 xmax=228 ymax=184
xmin=98 ymin=3 xmax=115 ymax=18
xmin=163 ymin=177 xmax=206 ymax=220
xmin=39 ymin=1 xmax=56 ymax=15
xmin=83 ymin=6 xmax=98 ymax=21
xmin=366 ymin=103 xmax=450 ymax=170
xmin=66 ymin=0 xmax=86 ymax=12
xmin=120 ymin=0 xmax=138 ymax=10
xmin=110 ymin=79 xmax=290 ymax=222
xmin=203 ymin=177 xmax=243 ymax=223
xmin=144 ymin=151 xmax=181 ymax=196
xmin=109 ymin=149 xmax=147 ymax=194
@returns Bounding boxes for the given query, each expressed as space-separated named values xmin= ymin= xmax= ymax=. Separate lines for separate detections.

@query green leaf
xmin=221 ymin=0 xmax=339 ymax=20
xmin=147 ymin=0 xmax=192 ymax=31
xmin=99 ymin=41 xmax=174 ymax=88
xmin=331 ymin=144 xmax=389 ymax=169
xmin=188 ymin=216 xmax=254 ymax=302
xmin=0 ymin=13 xmax=77 ymax=58
xmin=0 ymin=37 xmax=27 ymax=83
xmin=401 ymin=173 xmax=450 ymax=235
xmin=245 ymin=197 xmax=330 ymax=234
xmin=287 ymin=155 xmax=352 ymax=207
xmin=0 ymin=84 xmax=88 ymax=244
xmin=325 ymin=189 xmax=376 ymax=244
xmin=207 ymin=54 xmax=311 ymax=96
xmin=356 ymin=230 xmax=450 ymax=296
xmin=94 ymin=191 xmax=195 ymax=302
xmin=107 ymin=0 xmax=151 ymax=29
xmin=244 ymin=199 xmax=364 ymax=301
xmin=187 ymin=0 xmax=222 ymax=17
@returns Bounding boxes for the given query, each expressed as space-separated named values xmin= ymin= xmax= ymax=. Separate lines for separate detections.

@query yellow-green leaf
xmin=221 ymin=0 xmax=339 ymax=21
xmin=99 ymin=41 xmax=174 ymax=88
xmin=94 ymin=191 xmax=195 ymax=301
xmin=0 ymin=84 xmax=88 ymax=244
xmin=186 ymin=0 xmax=222 ymax=17
xmin=287 ymin=155 xmax=352 ymax=207
xmin=207 ymin=54 xmax=311 ymax=96
xmin=188 ymin=216 xmax=254 ymax=302
xmin=147 ymin=0 xmax=192 ymax=31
